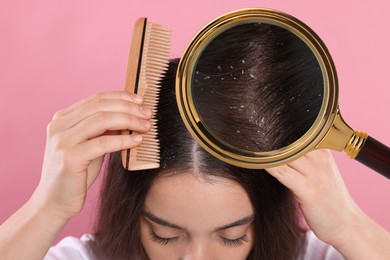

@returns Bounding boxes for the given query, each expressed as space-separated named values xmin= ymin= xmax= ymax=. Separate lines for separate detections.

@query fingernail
xmin=140 ymin=106 xmax=152 ymax=116
xmin=131 ymin=134 xmax=142 ymax=142
xmin=131 ymin=93 xmax=143 ymax=103
xmin=140 ymin=119 xmax=151 ymax=129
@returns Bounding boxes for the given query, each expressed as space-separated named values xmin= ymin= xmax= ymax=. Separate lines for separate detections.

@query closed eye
xmin=149 ymin=231 xmax=180 ymax=245
xmin=221 ymin=234 xmax=248 ymax=247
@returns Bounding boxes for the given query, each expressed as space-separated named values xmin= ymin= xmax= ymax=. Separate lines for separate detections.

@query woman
xmin=1 ymin=24 xmax=390 ymax=259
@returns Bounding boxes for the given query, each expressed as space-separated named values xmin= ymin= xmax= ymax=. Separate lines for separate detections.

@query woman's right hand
xmin=31 ymin=91 xmax=152 ymax=221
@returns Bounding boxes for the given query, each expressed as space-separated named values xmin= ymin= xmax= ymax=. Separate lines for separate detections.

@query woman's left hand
xmin=266 ymin=149 xmax=360 ymax=246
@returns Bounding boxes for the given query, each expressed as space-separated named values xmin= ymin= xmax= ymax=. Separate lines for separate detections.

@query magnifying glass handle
xmin=355 ymin=136 xmax=390 ymax=179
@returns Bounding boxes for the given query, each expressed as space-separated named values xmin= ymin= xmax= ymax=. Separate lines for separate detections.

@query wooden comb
xmin=121 ymin=18 xmax=171 ymax=171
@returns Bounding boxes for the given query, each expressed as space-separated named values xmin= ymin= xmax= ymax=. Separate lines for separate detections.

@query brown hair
xmin=92 ymin=22 xmax=323 ymax=259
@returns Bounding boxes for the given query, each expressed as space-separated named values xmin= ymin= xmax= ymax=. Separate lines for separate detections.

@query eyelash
xmin=221 ymin=235 xmax=248 ymax=247
xmin=149 ymin=231 xmax=248 ymax=248
xmin=149 ymin=232 xmax=180 ymax=245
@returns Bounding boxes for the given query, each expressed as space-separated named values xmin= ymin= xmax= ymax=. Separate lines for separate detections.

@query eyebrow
xmin=142 ymin=210 xmax=183 ymax=229
xmin=214 ymin=214 xmax=255 ymax=231
xmin=142 ymin=210 xmax=255 ymax=231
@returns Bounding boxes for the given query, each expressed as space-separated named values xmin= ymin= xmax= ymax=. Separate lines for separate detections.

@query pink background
xmin=1 ymin=0 xmax=390 ymax=243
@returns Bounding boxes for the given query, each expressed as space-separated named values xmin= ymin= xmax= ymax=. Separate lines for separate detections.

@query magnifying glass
xmin=176 ymin=8 xmax=390 ymax=179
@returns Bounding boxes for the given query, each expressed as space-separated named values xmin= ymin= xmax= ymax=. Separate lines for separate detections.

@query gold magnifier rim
xmin=176 ymin=8 xmax=338 ymax=168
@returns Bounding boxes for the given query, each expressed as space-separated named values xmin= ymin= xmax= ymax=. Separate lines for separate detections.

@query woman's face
xmin=139 ymin=173 xmax=255 ymax=260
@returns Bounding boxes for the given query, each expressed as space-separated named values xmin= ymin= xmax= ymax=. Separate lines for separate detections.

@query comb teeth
xmin=122 ymin=18 xmax=171 ymax=171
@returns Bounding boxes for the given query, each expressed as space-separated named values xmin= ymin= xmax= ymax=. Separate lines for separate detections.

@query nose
xmin=182 ymin=239 xmax=210 ymax=260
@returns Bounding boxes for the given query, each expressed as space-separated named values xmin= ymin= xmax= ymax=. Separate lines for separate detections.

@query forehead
xmin=144 ymin=173 xmax=254 ymax=231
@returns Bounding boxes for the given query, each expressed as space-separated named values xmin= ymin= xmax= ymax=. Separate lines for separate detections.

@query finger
xmin=286 ymin=155 xmax=315 ymax=177
xmin=266 ymin=165 xmax=307 ymax=195
xmin=306 ymin=149 xmax=342 ymax=178
xmin=59 ymin=99 xmax=152 ymax=129
xmin=304 ymin=149 xmax=333 ymax=161
xmin=53 ymin=91 xmax=144 ymax=120
xmin=285 ymin=149 xmax=334 ymax=177
xmin=86 ymin=156 xmax=105 ymax=188
xmin=74 ymin=134 xmax=143 ymax=163
xmin=67 ymin=112 xmax=151 ymax=144
xmin=103 ymin=130 xmax=121 ymax=136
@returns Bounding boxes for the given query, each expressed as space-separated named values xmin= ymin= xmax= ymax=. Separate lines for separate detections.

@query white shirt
xmin=45 ymin=231 xmax=344 ymax=259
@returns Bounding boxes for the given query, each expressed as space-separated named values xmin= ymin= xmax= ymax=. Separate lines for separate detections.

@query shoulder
xmin=299 ymin=230 xmax=344 ymax=260
xmin=44 ymin=234 xmax=96 ymax=260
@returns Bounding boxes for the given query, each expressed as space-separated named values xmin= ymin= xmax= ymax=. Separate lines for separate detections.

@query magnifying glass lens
xmin=192 ymin=23 xmax=324 ymax=153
